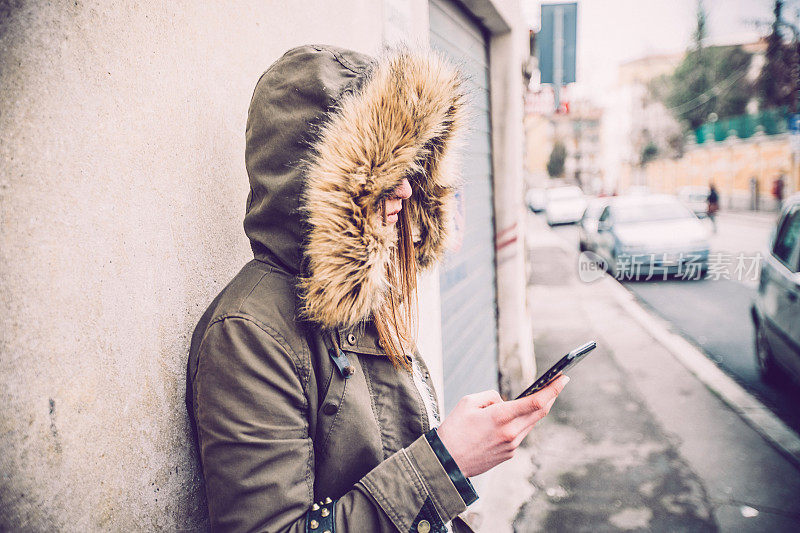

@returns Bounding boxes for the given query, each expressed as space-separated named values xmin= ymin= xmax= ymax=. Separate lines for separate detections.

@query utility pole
xmin=553 ymin=5 xmax=564 ymax=112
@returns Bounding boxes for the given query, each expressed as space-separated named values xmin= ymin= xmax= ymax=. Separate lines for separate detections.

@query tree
xmin=641 ymin=142 xmax=659 ymax=165
xmin=757 ymin=0 xmax=797 ymax=110
xmin=546 ymin=141 xmax=566 ymax=178
xmin=661 ymin=1 xmax=754 ymax=130
xmin=668 ymin=0 xmax=714 ymax=129
xmin=715 ymin=46 xmax=755 ymax=117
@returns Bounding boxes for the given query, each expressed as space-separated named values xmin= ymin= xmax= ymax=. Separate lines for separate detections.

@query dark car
xmin=751 ymin=193 xmax=800 ymax=385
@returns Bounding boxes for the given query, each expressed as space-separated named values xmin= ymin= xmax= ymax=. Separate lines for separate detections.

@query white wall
xmin=483 ymin=0 xmax=537 ymax=395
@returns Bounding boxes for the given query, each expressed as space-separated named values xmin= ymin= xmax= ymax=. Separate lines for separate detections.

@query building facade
xmin=0 ymin=0 xmax=532 ymax=528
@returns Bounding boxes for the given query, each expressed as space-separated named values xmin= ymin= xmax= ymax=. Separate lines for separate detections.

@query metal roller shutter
xmin=429 ymin=0 xmax=499 ymax=414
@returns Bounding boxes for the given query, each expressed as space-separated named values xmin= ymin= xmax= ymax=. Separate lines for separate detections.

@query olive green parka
xmin=186 ymin=44 xmax=477 ymax=533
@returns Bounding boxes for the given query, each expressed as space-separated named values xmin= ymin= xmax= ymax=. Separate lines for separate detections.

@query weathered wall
xmin=0 ymin=1 xmax=383 ymax=529
xmin=484 ymin=0 xmax=536 ymax=397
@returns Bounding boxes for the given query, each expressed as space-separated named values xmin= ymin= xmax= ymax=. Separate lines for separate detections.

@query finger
xmin=510 ymin=397 xmax=557 ymax=447
xmin=502 ymin=375 xmax=569 ymax=420
xmin=462 ymin=389 xmax=503 ymax=409
xmin=508 ymin=394 xmax=559 ymax=436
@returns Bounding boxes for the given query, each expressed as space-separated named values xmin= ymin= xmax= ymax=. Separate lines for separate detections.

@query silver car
xmin=593 ymin=195 xmax=711 ymax=280
xmin=526 ymin=188 xmax=547 ymax=213
xmin=751 ymin=193 xmax=800 ymax=385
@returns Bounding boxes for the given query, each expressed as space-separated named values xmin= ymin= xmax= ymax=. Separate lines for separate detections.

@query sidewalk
xmin=476 ymin=215 xmax=800 ymax=532
xmin=718 ymin=209 xmax=780 ymax=226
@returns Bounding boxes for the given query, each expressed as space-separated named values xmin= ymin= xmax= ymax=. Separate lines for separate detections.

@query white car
xmin=525 ymin=188 xmax=547 ymax=213
xmin=545 ymin=186 xmax=587 ymax=226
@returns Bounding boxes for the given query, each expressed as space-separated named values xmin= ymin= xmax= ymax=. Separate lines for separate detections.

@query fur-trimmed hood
xmin=243 ymin=44 xmax=466 ymax=329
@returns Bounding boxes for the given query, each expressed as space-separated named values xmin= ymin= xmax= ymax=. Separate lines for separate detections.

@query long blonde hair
xmin=373 ymin=197 xmax=418 ymax=372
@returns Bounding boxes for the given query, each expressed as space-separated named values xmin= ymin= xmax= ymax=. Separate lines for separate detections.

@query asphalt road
xmin=547 ymin=212 xmax=800 ymax=435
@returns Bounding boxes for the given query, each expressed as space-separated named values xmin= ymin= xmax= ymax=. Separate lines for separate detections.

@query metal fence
xmin=693 ymin=107 xmax=789 ymax=144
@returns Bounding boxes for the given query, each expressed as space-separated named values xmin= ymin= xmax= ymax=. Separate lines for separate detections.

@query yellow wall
xmin=524 ymin=113 xmax=552 ymax=179
xmin=621 ymin=135 xmax=797 ymax=208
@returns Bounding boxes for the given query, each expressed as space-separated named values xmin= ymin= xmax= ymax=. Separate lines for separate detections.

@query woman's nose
xmin=392 ymin=178 xmax=412 ymax=200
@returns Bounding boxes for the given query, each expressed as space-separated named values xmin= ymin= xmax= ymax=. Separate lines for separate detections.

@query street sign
xmin=790 ymin=113 xmax=800 ymax=154
xmin=537 ymin=3 xmax=577 ymax=85
xmin=789 ymin=113 xmax=800 ymax=133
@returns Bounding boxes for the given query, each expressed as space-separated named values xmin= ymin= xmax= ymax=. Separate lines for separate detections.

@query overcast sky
xmin=522 ymin=0 xmax=784 ymax=102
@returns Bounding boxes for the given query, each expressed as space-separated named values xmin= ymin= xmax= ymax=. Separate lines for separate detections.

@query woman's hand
xmin=435 ymin=376 xmax=569 ymax=478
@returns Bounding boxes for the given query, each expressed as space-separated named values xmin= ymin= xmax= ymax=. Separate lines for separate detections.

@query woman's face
xmin=383 ymin=178 xmax=412 ymax=225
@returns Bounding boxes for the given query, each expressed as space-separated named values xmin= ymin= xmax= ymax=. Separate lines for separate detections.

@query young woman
xmin=186 ymin=44 xmax=567 ymax=533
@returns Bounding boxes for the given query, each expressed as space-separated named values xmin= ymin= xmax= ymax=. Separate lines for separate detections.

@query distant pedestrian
xmin=707 ymin=183 xmax=720 ymax=233
xmin=772 ymin=175 xmax=785 ymax=212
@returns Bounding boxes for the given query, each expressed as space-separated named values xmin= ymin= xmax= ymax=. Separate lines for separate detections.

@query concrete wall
xmin=0 ymin=1 xmax=385 ymax=529
xmin=483 ymin=0 xmax=536 ymax=396
xmin=1 ymin=0 xmax=530 ymax=528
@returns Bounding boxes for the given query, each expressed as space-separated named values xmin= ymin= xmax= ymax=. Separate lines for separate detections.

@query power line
xmin=665 ymin=65 xmax=750 ymax=115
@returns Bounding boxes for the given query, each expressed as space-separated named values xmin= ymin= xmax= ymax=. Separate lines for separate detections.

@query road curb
xmin=529 ymin=216 xmax=800 ymax=471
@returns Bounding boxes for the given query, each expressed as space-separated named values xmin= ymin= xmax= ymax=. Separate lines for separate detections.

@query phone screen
xmin=515 ymin=341 xmax=597 ymax=399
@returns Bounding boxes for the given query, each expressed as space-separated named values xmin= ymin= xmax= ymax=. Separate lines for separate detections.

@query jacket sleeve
xmin=191 ymin=316 xmax=477 ymax=533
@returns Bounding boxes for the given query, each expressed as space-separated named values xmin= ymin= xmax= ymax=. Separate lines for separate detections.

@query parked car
xmin=593 ymin=194 xmax=711 ymax=279
xmin=678 ymin=186 xmax=710 ymax=218
xmin=751 ymin=193 xmax=800 ymax=386
xmin=626 ymin=186 xmax=650 ymax=196
xmin=545 ymin=185 xmax=587 ymax=226
xmin=578 ymin=197 xmax=610 ymax=252
xmin=525 ymin=188 xmax=547 ymax=213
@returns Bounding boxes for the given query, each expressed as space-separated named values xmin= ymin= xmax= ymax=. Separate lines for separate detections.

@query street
xmin=547 ymin=211 xmax=800 ymax=435
xmin=516 ymin=211 xmax=800 ymax=532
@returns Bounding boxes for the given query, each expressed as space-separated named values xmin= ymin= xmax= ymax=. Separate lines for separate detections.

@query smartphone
xmin=515 ymin=341 xmax=597 ymax=399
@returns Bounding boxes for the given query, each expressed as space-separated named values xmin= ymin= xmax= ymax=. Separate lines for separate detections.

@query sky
xmin=522 ymin=0 xmax=784 ymax=103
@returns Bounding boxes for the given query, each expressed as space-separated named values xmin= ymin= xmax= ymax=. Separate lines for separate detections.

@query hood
xmin=614 ymin=219 xmax=710 ymax=248
xmin=243 ymin=44 xmax=467 ymax=329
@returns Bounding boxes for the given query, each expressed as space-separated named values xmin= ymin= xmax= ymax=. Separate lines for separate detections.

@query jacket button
xmin=347 ymin=333 xmax=356 ymax=344
xmin=322 ymin=403 xmax=338 ymax=415
xmin=417 ymin=520 xmax=430 ymax=533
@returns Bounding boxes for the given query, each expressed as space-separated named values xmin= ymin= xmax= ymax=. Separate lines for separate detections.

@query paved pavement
xmin=498 ymin=213 xmax=800 ymax=533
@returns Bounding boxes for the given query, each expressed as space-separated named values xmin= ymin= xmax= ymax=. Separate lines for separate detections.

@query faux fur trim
xmin=297 ymin=47 xmax=467 ymax=329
